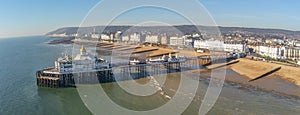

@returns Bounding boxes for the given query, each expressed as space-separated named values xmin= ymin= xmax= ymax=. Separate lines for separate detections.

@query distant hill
xmin=218 ymin=26 xmax=300 ymax=36
xmin=46 ymin=27 xmax=79 ymax=35
xmin=46 ymin=25 xmax=300 ymax=37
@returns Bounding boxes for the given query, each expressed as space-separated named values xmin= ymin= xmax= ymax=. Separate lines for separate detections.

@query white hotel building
xmin=194 ymin=40 xmax=246 ymax=53
xmin=129 ymin=33 xmax=141 ymax=43
xmin=170 ymin=37 xmax=184 ymax=46
xmin=255 ymin=46 xmax=284 ymax=59
xmin=101 ymin=34 xmax=110 ymax=41
xmin=145 ymin=35 xmax=159 ymax=43
xmin=283 ymin=47 xmax=300 ymax=60
xmin=252 ymin=45 xmax=300 ymax=60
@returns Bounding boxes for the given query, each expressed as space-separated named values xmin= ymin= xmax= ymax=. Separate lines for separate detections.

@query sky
xmin=0 ymin=0 xmax=299 ymax=38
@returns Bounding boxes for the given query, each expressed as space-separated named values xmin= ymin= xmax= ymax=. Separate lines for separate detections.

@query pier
xmin=36 ymin=54 xmax=234 ymax=88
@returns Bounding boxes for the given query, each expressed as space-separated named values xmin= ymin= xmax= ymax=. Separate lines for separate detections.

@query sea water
xmin=0 ymin=36 xmax=299 ymax=115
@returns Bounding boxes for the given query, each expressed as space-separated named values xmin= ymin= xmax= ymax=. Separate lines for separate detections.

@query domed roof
xmin=80 ymin=45 xmax=86 ymax=53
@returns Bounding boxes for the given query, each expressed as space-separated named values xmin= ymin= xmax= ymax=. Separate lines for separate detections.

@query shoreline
xmin=47 ymin=38 xmax=300 ymax=98
xmin=229 ymin=58 xmax=300 ymax=87
xmin=196 ymin=68 xmax=300 ymax=99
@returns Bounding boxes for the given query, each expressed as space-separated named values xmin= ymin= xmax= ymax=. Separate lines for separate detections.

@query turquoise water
xmin=0 ymin=36 xmax=91 ymax=115
xmin=0 ymin=36 xmax=299 ymax=115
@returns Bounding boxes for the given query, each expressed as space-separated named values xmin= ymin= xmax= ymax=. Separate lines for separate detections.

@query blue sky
xmin=0 ymin=0 xmax=299 ymax=38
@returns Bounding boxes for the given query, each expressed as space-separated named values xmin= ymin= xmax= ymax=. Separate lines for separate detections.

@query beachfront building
xmin=91 ymin=33 xmax=100 ymax=39
xmin=129 ymin=33 xmax=141 ymax=43
xmin=122 ymin=35 xmax=130 ymax=42
xmin=256 ymin=46 xmax=284 ymax=59
xmin=183 ymin=35 xmax=193 ymax=46
xmin=250 ymin=45 xmax=300 ymax=60
xmin=161 ymin=36 xmax=168 ymax=45
xmin=194 ymin=40 xmax=245 ymax=52
xmin=194 ymin=40 xmax=224 ymax=51
xmin=194 ymin=40 xmax=224 ymax=50
xmin=252 ymin=45 xmax=300 ymax=60
xmin=101 ymin=34 xmax=110 ymax=41
xmin=145 ymin=35 xmax=159 ymax=43
xmin=114 ymin=31 xmax=122 ymax=41
xmin=194 ymin=40 xmax=207 ymax=49
xmin=224 ymin=43 xmax=246 ymax=53
xmin=283 ymin=47 xmax=300 ymax=60
xmin=170 ymin=37 xmax=184 ymax=46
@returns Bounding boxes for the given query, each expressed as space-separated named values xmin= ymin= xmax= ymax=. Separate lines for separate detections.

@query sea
xmin=0 ymin=36 xmax=299 ymax=115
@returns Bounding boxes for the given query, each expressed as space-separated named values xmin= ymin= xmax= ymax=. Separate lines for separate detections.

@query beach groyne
xmin=249 ymin=67 xmax=281 ymax=82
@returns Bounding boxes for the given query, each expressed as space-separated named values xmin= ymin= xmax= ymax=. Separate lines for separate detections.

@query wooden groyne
xmin=248 ymin=66 xmax=282 ymax=82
